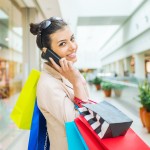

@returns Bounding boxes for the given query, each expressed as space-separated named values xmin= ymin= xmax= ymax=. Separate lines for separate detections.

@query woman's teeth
xmin=68 ymin=53 xmax=76 ymax=58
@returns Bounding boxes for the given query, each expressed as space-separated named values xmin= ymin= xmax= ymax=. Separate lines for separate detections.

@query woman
xmin=30 ymin=17 xmax=89 ymax=150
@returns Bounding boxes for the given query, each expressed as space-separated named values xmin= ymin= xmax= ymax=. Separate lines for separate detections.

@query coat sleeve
xmin=36 ymin=77 xmax=79 ymax=125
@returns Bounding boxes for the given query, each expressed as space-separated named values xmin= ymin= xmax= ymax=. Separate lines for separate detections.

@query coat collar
xmin=43 ymin=63 xmax=73 ymax=89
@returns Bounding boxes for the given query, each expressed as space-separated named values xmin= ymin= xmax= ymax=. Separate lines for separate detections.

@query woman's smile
xmin=67 ymin=52 xmax=76 ymax=58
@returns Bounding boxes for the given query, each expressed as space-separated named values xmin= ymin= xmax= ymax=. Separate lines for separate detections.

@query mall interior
xmin=0 ymin=0 xmax=150 ymax=149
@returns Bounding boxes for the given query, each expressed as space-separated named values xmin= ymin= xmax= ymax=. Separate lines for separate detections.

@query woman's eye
xmin=59 ymin=42 xmax=66 ymax=46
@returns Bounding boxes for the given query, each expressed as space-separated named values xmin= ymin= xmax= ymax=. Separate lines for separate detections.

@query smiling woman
xmin=30 ymin=17 xmax=90 ymax=150
xmin=50 ymin=26 xmax=78 ymax=62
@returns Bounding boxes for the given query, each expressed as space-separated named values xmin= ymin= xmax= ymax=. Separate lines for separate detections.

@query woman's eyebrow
xmin=57 ymin=39 xmax=66 ymax=43
xmin=57 ymin=34 xmax=74 ymax=43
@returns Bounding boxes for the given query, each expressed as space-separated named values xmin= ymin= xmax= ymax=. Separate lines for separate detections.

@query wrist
xmin=72 ymin=79 xmax=82 ymax=87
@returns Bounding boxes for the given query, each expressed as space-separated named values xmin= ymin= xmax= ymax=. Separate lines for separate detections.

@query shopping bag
xmin=101 ymin=128 xmax=150 ymax=150
xmin=76 ymin=115 xmax=150 ymax=150
xmin=28 ymin=100 xmax=50 ymax=150
xmin=79 ymin=101 xmax=133 ymax=138
xmin=10 ymin=69 xmax=40 ymax=129
xmin=65 ymin=121 xmax=88 ymax=150
xmin=74 ymin=98 xmax=149 ymax=150
xmin=65 ymin=99 xmax=103 ymax=150
xmin=74 ymin=116 xmax=105 ymax=150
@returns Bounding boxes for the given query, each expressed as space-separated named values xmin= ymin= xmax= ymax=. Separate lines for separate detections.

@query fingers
xmin=59 ymin=58 xmax=69 ymax=71
xmin=50 ymin=57 xmax=74 ymax=74
xmin=68 ymin=61 xmax=73 ymax=70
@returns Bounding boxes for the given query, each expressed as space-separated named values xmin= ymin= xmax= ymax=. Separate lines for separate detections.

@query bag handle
xmin=74 ymin=97 xmax=97 ymax=108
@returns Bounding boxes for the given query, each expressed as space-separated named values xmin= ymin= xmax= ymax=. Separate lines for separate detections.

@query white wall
xmin=99 ymin=0 xmax=150 ymax=65
xmin=134 ymin=53 xmax=145 ymax=79
xmin=100 ymin=28 xmax=150 ymax=65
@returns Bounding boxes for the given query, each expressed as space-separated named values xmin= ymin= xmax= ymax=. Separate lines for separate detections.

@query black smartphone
xmin=41 ymin=49 xmax=61 ymax=66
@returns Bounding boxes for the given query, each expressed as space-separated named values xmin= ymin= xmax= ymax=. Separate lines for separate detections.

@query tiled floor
xmin=0 ymin=94 xmax=29 ymax=150
xmin=0 ymin=84 xmax=150 ymax=150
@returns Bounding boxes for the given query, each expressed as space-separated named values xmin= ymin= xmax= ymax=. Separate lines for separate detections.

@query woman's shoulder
xmin=36 ymin=71 xmax=66 ymax=101
xmin=37 ymin=71 xmax=61 ymax=89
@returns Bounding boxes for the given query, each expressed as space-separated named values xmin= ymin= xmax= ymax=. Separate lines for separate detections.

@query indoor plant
xmin=101 ymin=81 xmax=113 ymax=97
xmin=92 ymin=77 xmax=102 ymax=90
xmin=138 ymin=80 xmax=150 ymax=132
xmin=112 ymin=84 xmax=125 ymax=97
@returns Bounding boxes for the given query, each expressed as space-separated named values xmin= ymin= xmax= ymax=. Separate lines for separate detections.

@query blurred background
xmin=0 ymin=0 xmax=150 ymax=149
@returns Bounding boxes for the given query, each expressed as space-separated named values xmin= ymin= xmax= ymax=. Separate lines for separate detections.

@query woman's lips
xmin=67 ymin=53 xmax=76 ymax=58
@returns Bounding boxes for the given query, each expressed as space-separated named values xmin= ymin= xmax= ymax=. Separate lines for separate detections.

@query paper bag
xmin=10 ymin=69 xmax=40 ymax=129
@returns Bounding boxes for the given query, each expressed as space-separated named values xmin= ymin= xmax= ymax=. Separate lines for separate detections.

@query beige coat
xmin=36 ymin=63 xmax=79 ymax=150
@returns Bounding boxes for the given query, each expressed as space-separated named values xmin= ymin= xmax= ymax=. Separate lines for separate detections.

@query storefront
xmin=0 ymin=1 xmax=23 ymax=99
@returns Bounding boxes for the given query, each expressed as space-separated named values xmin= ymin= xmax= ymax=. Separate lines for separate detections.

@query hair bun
xmin=30 ymin=23 xmax=40 ymax=35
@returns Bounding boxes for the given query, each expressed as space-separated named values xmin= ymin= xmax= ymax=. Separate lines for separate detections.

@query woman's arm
xmin=50 ymin=58 xmax=89 ymax=102
xmin=37 ymin=77 xmax=79 ymax=123
xmin=72 ymin=79 xmax=89 ymax=102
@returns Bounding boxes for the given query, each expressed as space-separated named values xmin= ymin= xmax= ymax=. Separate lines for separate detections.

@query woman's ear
xmin=42 ymin=47 xmax=47 ymax=53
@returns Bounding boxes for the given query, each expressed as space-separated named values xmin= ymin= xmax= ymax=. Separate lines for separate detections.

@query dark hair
xmin=30 ymin=17 xmax=67 ymax=50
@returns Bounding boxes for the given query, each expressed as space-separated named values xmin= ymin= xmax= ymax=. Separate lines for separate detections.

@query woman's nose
xmin=69 ymin=42 xmax=77 ymax=51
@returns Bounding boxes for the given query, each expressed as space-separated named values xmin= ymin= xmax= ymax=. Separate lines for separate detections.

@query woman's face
xmin=50 ymin=26 xmax=78 ymax=63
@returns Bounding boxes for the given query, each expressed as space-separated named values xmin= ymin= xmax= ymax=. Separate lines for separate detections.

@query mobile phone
xmin=41 ymin=49 xmax=61 ymax=66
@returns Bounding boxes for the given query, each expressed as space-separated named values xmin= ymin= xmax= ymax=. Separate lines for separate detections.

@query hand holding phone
xmin=41 ymin=48 xmax=61 ymax=66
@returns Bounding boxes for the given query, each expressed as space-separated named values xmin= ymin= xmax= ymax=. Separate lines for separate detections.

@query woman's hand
xmin=50 ymin=57 xmax=81 ymax=85
xmin=49 ymin=57 xmax=89 ymax=102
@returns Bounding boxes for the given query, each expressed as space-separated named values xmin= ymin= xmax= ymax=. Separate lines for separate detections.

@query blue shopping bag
xmin=28 ymin=100 xmax=50 ymax=150
xmin=65 ymin=121 xmax=88 ymax=150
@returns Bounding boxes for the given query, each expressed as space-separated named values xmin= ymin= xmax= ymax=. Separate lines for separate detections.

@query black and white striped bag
xmin=78 ymin=101 xmax=133 ymax=139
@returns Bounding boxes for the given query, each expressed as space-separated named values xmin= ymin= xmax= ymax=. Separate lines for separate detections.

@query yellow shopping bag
xmin=10 ymin=69 xmax=40 ymax=130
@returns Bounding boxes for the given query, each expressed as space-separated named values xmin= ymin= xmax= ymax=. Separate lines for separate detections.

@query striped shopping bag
xmin=78 ymin=101 xmax=133 ymax=139
xmin=74 ymin=98 xmax=150 ymax=150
